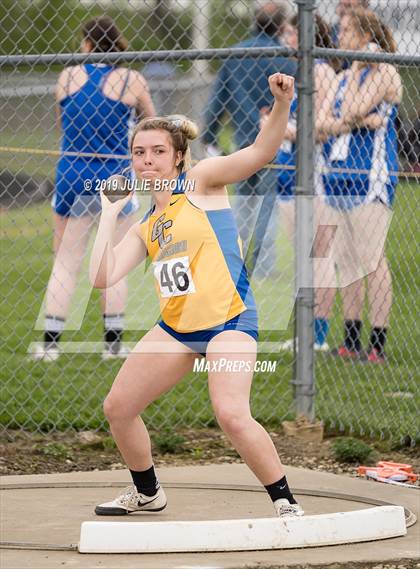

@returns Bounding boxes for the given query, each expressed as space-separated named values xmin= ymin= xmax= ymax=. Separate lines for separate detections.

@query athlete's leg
xmin=206 ymin=330 xmax=284 ymax=485
xmin=252 ymin=168 xmax=279 ymax=278
xmin=329 ymin=207 xmax=365 ymax=353
xmin=278 ymin=199 xmax=294 ymax=243
xmin=99 ymin=214 xmax=134 ymax=354
xmin=99 ymin=214 xmax=133 ymax=316
xmin=368 ymin=255 xmax=392 ymax=328
xmin=313 ymin=200 xmax=337 ymax=345
xmin=353 ymin=203 xmax=392 ymax=328
xmin=364 ymin=253 xmax=392 ymax=360
xmin=207 ymin=330 xmax=301 ymax=515
xmin=45 ymin=214 xmax=93 ymax=319
xmin=279 ymin=200 xmax=336 ymax=347
xmin=341 ymin=279 xmax=364 ymax=319
xmin=335 ymin=208 xmax=365 ymax=321
xmin=103 ymin=324 xmax=196 ymax=470
xmin=358 ymin=203 xmax=393 ymax=358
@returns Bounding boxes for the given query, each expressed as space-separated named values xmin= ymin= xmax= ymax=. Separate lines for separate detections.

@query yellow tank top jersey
xmin=138 ymin=174 xmax=256 ymax=333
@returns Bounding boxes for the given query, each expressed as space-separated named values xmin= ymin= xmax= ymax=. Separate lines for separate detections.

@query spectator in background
xmin=319 ymin=8 xmax=402 ymax=364
xmin=336 ymin=0 xmax=370 ymax=19
xmin=33 ymin=16 xmax=155 ymax=362
xmin=331 ymin=0 xmax=370 ymax=62
xmin=266 ymin=13 xmax=339 ymax=352
xmin=399 ymin=111 xmax=420 ymax=173
xmin=202 ymin=2 xmax=296 ymax=279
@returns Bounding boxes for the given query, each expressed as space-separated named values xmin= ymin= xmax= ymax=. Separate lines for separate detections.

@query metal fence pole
xmin=294 ymin=0 xmax=315 ymax=420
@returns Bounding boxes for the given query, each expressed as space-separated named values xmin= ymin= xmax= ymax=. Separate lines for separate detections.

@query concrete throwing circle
xmin=0 ymin=482 xmax=416 ymax=552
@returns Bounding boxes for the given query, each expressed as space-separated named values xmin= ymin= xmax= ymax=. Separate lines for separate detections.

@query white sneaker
xmin=278 ymin=339 xmax=295 ymax=351
xmin=314 ymin=342 xmax=329 ymax=352
xmin=31 ymin=343 xmax=60 ymax=362
xmin=101 ymin=344 xmax=131 ymax=360
xmin=95 ymin=485 xmax=167 ymax=516
xmin=274 ymin=499 xmax=304 ymax=518
xmin=278 ymin=339 xmax=329 ymax=352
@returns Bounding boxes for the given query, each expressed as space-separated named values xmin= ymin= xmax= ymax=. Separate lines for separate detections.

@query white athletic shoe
xmin=31 ymin=343 xmax=60 ymax=362
xmin=274 ymin=499 xmax=304 ymax=518
xmin=278 ymin=339 xmax=295 ymax=351
xmin=95 ymin=485 xmax=167 ymax=516
xmin=101 ymin=344 xmax=131 ymax=360
xmin=314 ymin=342 xmax=330 ymax=352
xmin=278 ymin=339 xmax=329 ymax=352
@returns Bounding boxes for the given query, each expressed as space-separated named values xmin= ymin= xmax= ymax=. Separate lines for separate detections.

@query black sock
xmin=264 ymin=475 xmax=297 ymax=504
xmin=344 ymin=319 xmax=362 ymax=352
xmin=103 ymin=314 xmax=124 ymax=353
xmin=104 ymin=329 xmax=123 ymax=351
xmin=44 ymin=315 xmax=65 ymax=348
xmin=369 ymin=327 xmax=387 ymax=356
xmin=130 ymin=465 xmax=158 ymax=496
xmin=44 ymin=331 xmax=62 ymax=348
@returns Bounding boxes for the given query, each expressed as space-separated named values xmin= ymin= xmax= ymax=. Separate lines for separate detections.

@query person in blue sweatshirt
xmin=202 ymin=2 xmax=296 ymax=280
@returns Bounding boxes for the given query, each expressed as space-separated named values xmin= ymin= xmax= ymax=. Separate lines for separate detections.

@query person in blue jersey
xmin=202 ymin=2 xmax=297 ymax=279
xmin=89 ymin=74 xmax=305 ymax=519
xmin=33 ymin=17 xmax=155 ymax=362
xmin=265 ymin=14 xmax=339 ymax=352
xmin=318 ymin=8 xmax=402 ymax=363
xmin=330 ymin=0 xmax=370 ymax=57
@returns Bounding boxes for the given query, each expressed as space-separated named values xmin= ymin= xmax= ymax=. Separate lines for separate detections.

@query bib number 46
xmin=154 ymin=256 xmax=196 ymax=298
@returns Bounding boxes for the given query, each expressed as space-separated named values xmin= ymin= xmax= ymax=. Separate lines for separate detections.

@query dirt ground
xmin=1 ymin=429 xmax=419 ymax=569
xmin=1 ymin=428 xmax=419 ymax=480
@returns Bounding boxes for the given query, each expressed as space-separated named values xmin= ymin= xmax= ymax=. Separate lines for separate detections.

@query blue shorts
xmin=53 ymin=156 xmax=138 ymax=217
xmin=158 ymin=309 xmax=259 ymax=357
xmin=52 ymin=192 xmax=138 ymax=217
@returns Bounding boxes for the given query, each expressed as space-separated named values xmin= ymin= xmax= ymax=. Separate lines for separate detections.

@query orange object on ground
xmin=357 ymin=463 xmax=418 ymax=483
xmin=377 ymin=461 xmax=413 ymax=472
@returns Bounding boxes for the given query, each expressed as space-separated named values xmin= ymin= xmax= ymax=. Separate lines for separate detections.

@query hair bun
xmin=168 ymin=114 xmax=199 ymax=141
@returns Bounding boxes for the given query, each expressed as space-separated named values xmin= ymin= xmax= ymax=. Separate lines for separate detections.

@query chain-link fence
xmin=1 ymin=0 xmax=418 ymax=444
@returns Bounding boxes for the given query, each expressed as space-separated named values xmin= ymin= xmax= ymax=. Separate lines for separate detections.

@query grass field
xmin=1 ymin=183 xmax=419 ymax=443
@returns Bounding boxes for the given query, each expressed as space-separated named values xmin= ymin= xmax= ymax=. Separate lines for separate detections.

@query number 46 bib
xmin=153 ymin=256 xmax=196 ymax=298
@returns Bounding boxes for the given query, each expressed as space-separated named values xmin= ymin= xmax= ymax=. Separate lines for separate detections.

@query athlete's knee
xmin=103 ymin=393 xmax=138 ymax=423
xmin=51 ymin=249 xmax=84 ymax=282
xmin=103 ymin=395 xmax=120 ymax=423
xmin=214 ymin=404 xmax=252 ymax=435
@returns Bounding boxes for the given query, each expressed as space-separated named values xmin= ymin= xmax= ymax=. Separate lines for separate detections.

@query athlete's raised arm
xmin=190 ymin=73 xmax=294 ymax=189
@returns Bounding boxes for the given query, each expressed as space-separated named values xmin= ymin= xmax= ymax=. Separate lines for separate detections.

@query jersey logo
xmin=151 ymin=214 xmax=173 ymax=248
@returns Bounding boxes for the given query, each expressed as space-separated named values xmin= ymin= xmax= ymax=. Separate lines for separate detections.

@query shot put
xmin=102 ymin=175 xmax=132 ymax=202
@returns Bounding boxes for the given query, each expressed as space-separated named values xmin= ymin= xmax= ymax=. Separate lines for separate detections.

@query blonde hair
xmin=349 ymin=8 xmax=397 ymax=53
xmin=130 ymin=115 xmax=199 ymax=173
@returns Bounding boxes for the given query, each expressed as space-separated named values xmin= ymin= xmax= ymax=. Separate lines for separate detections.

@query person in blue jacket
xmin=202 ymin=2 xmax=296 ymax=279
xmin=265 ymin=13 xmax=339 ymax=352
xmin=33 ymin=16 xmax=155 ymax=362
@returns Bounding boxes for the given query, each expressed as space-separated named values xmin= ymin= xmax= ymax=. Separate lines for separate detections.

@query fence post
xmin=294 ymin=0 xmax=315 ymax=420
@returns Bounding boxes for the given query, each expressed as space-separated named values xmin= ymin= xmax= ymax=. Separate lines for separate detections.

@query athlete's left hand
xmin=269 ymin=73 xmax=295 ymax=104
